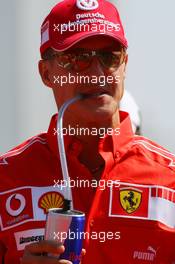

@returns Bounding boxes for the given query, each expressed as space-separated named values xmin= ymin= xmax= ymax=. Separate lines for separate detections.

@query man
xmin=0 ymin=0 xmax=175 ymax=263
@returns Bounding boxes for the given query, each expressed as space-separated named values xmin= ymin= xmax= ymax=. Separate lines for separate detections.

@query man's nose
xmin=83 ymin=56 xmax=105 ymax=76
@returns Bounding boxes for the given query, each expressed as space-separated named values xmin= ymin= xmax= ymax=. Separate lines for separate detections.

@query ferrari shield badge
xmin=120 ymin=188 xmax=142 ymax=214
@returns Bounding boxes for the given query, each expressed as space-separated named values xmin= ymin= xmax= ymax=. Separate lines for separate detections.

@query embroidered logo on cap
xmin=77 ymin=0 xmax=99 ymax=11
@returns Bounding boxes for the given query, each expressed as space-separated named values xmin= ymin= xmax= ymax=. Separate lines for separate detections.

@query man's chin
xmin=68 ymin=101 xmax=119 ymax=126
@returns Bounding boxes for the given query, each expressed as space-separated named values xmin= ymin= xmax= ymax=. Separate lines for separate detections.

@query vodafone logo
xmin=76 ymin=0 xmax=99 ymax=10
xmin=6 ymin=193 xmax=26 ymax=217
xmin=0 ymin=186 xmax=62 ymax=230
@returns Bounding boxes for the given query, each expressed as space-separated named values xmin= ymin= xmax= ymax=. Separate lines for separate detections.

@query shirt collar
xmin=47 ymin=111 xmax=134 ymax=159
xmin=112 ymin=111 xmax=134 ymax=158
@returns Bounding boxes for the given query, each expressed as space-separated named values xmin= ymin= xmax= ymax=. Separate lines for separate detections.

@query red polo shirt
xmin=0 ymin=111 xmax=175 ymax=264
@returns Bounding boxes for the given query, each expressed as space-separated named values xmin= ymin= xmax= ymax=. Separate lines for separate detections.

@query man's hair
xmin=41 ymin=48 xmax=55 ymax=60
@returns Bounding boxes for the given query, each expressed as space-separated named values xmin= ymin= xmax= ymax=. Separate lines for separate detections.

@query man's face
xmin=39 ymin=35 xmax=128 ymax=125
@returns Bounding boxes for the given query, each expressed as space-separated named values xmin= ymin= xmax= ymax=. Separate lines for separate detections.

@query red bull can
xmin=45 ymin=207 xmax=85 ymax=264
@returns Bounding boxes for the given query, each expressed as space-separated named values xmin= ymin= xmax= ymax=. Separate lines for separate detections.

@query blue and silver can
xmin=45 ymin=207 xmax=85 ymax=264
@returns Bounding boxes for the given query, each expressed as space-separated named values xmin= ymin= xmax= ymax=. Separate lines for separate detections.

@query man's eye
xmin=59 ymin=55 xmax=71 ymax=63
xmin=77 ymin=53 xmax=90 ymax=60
xmin=99 ymin=51 xmax=112 ymax=57
xmin=100 ymin=52 xmax=113 ymax=62
xmin=111 ymin=54 xmax=120 ymax=62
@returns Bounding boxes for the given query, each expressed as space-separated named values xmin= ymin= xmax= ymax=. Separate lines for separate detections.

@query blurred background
xmin=0 ymin=0 xmax=175 ymax=154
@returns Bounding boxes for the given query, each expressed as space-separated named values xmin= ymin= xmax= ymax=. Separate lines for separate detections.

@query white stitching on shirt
xmin=132 ymin=139 xmax=175 ymax=167
xmin=0 ymin=136 xmax=46 ymax=165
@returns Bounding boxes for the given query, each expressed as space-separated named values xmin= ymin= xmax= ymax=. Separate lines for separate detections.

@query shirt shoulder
xmin=0 ymin=133 xmax=48 ymax=167
xmin=131 ymin=135 xmax=175 ymax=171
xmin=0 ymin=132 xmax=53 ymax=192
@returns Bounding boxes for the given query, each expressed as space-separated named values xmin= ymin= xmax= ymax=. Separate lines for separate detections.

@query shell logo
xmin=38 ymin=192 xmax=64 ymax=214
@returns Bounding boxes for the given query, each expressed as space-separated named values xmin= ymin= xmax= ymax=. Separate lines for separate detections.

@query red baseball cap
xmin=40 ymin=0 xmax=128 ymax=56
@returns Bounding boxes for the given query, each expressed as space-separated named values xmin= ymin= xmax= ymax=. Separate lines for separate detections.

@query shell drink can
xmin=45 ymin=207 xmax=85 ymax=264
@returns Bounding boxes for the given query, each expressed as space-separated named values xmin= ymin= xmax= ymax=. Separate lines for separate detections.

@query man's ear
xmin=38 ymin=60 xmax=53 ymax=88
xmin=123 ymin=54 xmax=128 ymax=79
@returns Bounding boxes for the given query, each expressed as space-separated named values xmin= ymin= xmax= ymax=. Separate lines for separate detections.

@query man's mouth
xmin=80 ymin=90 xmax=110 ymax=98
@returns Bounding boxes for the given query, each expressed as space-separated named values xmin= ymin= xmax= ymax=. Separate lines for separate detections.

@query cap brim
xmin=51 ymin=31 xmax=128 ymax=52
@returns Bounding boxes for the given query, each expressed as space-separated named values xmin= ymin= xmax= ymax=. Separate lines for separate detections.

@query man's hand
xmin=21 ymin=240 xmax=72 ymax=264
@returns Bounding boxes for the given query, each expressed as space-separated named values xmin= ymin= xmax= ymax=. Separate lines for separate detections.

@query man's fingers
xmin=79 ymin=248 xmax=86 ymax=264
xmin=21 ymin=254 xmax=72 ymax=264
xmin=81 ymin=249 xmax=86 ymax=257
xmin=58 ymin=260 xmax=73 ymax=264
xmin=25 ymin=240 xmax=65 ymax=255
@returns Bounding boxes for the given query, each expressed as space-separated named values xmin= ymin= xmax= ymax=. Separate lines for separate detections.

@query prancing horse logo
xmin=120 ymin=188 xmax=142 ymax=214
